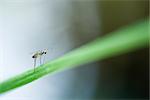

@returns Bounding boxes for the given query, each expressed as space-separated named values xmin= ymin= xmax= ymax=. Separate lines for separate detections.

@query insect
xmin=32 ymin=49 xmax=48 ymax=72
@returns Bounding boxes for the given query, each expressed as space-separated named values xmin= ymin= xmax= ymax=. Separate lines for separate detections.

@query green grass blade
xmin=0 ymin=19 xmax=149 ymax=94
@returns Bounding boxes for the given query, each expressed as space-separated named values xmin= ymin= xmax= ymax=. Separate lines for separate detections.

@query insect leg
xmin=40 ymin=56 xmax=42 ymax=66
xmin=43 ymin=55 xmax=46 ymax=65
xmin=34 ymin=58 xmax=36 ymax=72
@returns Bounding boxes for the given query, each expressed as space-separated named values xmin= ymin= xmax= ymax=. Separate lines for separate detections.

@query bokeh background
xmin=0 ymin=0 xmax=149 ymax=100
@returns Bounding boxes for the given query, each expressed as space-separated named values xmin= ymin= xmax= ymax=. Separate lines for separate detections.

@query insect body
xmin=32 ymin=49 xmax=48 ymax=72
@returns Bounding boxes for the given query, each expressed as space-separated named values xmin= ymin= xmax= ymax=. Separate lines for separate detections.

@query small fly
xmin=32 ymin=49 xmax=48 ymax=72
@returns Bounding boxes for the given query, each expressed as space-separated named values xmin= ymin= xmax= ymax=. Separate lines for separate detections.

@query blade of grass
xmin=0 ymin=19 xmax=149 ymax=94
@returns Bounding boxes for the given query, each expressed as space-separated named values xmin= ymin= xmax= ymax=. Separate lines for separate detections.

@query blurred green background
xmin=95 ymin=0 xmax=149 ymax=99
